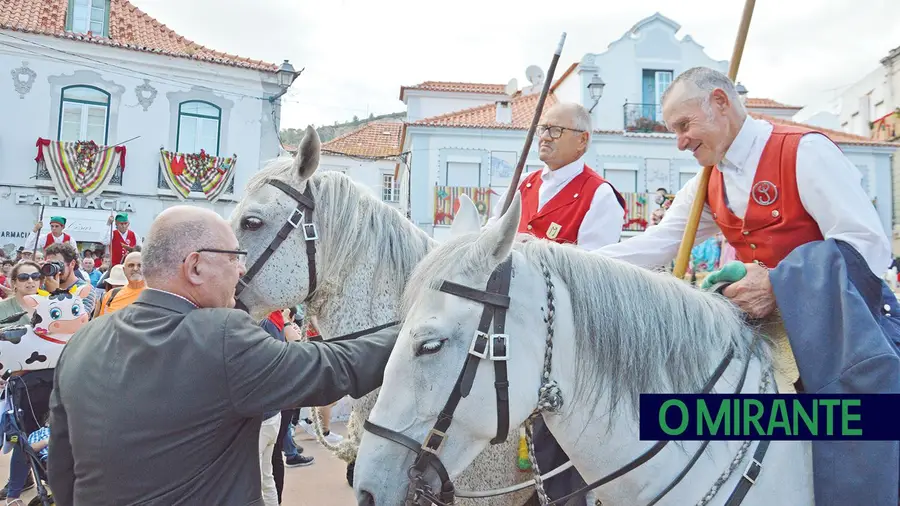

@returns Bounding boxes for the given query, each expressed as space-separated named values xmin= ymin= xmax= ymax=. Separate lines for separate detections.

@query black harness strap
xmin=327 ymin=321 xmax=401 ymax=343
xmin=235 ymin=180 xmax=318 ymax=305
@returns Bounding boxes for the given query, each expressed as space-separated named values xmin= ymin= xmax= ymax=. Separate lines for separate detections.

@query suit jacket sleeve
xmin=222 ymin=311 xmax=399 ymax=417
xmin=48 ymin=360 xmax=75 ymax=506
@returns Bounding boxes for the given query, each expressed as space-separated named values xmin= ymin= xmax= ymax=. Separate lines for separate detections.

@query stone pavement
xmin=1 ymin=422 xmax=356 ymax=505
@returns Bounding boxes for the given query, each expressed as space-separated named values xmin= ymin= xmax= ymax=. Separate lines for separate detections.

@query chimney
xmin=496 ymin=101 xmax=512 ymax=124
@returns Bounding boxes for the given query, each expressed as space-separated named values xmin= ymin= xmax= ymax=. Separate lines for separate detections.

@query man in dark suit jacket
xmin=48 ymin=205 xmax=399 ymax=506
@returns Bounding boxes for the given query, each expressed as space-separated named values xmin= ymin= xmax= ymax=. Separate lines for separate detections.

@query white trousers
xmin=258 ymin=413 xmax=282 ymax=506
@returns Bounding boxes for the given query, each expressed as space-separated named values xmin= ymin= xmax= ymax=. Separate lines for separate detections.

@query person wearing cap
xmin=24 ymin=216 xmax=78 ymax=252
xmin=101 ymin=213 xmax=138 ymax=266
xmin=93 ymin=253 xmax=145 ymax=318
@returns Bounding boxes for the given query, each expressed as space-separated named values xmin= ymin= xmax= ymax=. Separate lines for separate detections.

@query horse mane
xmin=402 ymin=233 xmax=767 ymax=418
xmin=240 ymin=157 xmax=435 ymax=300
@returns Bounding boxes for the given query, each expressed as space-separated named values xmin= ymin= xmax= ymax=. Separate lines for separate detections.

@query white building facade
xmin=399 ymin=12 xmax=898 ymax=244
xmin=0 ymin=0 xmax=297 ymax=254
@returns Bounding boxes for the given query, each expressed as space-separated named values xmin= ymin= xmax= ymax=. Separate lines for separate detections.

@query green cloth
xmin=115 ymin=213 xmax=129 ymax=223
xmin=700 ymin=261 xmax=748 ymax=290
xmin=50 ymin=216 xmax=66 ymax=226
xmin=0 ymin=297 xmax=29 ymax=325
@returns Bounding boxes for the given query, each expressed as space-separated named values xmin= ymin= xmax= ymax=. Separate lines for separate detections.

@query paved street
xmin=2 ymin=422 xmax=356 ymax=505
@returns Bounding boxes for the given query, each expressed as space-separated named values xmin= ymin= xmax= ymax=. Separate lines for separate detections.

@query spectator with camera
xmin=42 ymin=243 xmax=98 ymax=317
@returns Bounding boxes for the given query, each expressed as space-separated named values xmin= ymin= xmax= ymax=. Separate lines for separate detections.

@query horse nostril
xmin=358 ymin=490 xmax=375 ymax=506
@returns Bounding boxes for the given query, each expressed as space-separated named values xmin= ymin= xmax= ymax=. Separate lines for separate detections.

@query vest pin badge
xmin=546 ymin=222 xmax=562 ymax=239
xmin=751 ymin=181 xmax=778 ymax=206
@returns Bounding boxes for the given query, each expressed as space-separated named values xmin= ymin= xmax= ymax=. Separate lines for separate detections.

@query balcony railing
xmin=36 ymin=164 xmax=122 ymax=185
xmin=871 ymin=109 xmax=900 ymax=142
xmin=157 ymin=167 xmax=235 ymax=195
xmin=623 ymin=103 xmax=669 ymax=133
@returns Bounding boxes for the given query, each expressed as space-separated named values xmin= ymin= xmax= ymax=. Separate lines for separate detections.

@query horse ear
xmin=450 ymin=194 xmax=481 ymax=237
xmin=477 ymin=191 xmax=521 ymax=263
xmin=292 ymin=125 xmax=320 ymax=181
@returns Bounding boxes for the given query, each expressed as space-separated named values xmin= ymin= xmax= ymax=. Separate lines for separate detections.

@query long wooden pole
xmin=671 ymin=0 xmax=756 ymax=279
xmin=500 ymin=33 xmax=567 ymax=215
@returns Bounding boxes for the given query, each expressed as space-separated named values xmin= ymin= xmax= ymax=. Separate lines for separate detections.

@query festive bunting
xmin=621 ymin=192 xmax=650 ymax=231
xmin=34 ymin=138 xmax=126 ymax=199
xmin=159 ymin=149 xmax=237 ymax=202
xmin=434 ymin=186 xmax=495 ymax=225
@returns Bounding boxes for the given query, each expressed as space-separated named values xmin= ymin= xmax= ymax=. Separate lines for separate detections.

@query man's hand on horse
xmin=721 ymin=262 xmax=776 ymax=320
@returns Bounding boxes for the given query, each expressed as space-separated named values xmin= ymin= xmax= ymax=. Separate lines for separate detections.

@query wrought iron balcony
xmin=36 ymin=164 xmax=122 ymax=185
xmin=623 ymin=103 xmax=669 ymax=133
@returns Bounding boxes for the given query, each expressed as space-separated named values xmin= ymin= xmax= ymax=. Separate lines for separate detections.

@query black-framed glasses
xmin=15 ymin=272 xmax=41 ymax=281
xmin=183 ymin=248 xmax=248 ymax=263
xmin=536 ymin=125 xmax=585 ymax=140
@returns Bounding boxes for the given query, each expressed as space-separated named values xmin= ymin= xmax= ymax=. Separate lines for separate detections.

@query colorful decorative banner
xmin=159 ymin=149 xmax=237 ymax=202
xmin=621 ymin=192 xmax=650 ymax=231
xmin=434 ymin=186 xmax=495 ymax=226
xmin=34 ymin=138 xmax=126 ymax=199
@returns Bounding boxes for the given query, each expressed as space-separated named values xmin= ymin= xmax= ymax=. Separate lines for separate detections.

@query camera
xmin=40 ymin=261 xmax=65 ymax=278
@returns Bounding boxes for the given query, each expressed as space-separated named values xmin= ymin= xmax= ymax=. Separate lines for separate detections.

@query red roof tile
xmin=412 ymin=92 xmax=559 ymax=130
xmin=750 ymin=112 xmax=899 ymax=147
xmin=745 ymin=98 xmax=802 ymax=110
xmin=0 ymin=0 xmax=278 ymax=71
xmin=322 ymin=122 xmax=405 ymax=158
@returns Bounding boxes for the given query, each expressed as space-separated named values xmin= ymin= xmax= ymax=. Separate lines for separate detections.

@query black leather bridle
xmin=234 ymin=179 xmax=318 ymax=312
xmin=363 ymin=257 xmax=513 ymax=505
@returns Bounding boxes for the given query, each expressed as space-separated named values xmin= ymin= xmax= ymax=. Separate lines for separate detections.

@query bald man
xmin=48 ymin=205 xmax=399 ymax=506
xmin=94 ymin=251 xmax=145 ymax=317
xmin=489 ymin=102 xmax=627 ymax=250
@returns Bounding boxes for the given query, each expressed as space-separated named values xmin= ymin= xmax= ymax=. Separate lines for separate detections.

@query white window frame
xmin=382 ymin=173 xmax=400 ymax=202
xmin=177 ymin=101 xmax=222 ymax=155
xmin=58 ymin=85 xmax=109 ymax=144
xmin=71 ymin=0 xmax=106 ymax=35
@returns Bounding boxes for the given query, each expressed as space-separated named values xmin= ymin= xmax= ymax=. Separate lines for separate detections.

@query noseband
xmin=234 ymin=179 xmax=319 ymax=311
xmin=363 ymin=257 xmax=514 ymax=505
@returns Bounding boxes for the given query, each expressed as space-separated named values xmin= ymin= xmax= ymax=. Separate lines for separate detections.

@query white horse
xmin=353 ymin=193 xmax=814 ymax=506
xmin=230 ymin=126 xmax=535 ymax=506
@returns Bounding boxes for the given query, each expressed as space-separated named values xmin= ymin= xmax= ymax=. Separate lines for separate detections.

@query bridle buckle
xmin=303 ymin=223 xmax=319 ymax=241
xmin=468 ymin=331 xmax=490 ymax=359
xmin=287 ymin=208 xmax=304 ymax=229
xmin=422 ymin=428 xmax=447 ymax=455
xmin=489 ymin=334 xmax=509 ymax=361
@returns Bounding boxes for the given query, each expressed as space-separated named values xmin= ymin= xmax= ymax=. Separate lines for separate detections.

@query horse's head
xmin=230 ymin=125 xmax=320 ymax=316
xmin=355 ymin=194 xmax=549 ymax=506
xmin=24 ymin=283 xmax=92 ymax=339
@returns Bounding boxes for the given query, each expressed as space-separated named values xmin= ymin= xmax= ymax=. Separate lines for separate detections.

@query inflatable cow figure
xmin=0 ymin=284 xmax=91 ymax=373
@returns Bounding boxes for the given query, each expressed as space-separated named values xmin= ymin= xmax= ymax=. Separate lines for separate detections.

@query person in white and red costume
xmin=24 ymin=216 xmax=79 ymax=253
xmin=101 ymin=213 xmax=138 ymax=266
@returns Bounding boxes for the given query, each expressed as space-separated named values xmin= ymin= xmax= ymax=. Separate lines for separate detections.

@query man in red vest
xmin=102 ymin=212 xmax=138 ymax=266
xmin=489 ymin=102 xmax=626 ymax=250
xmin=596 ymin=67 xmax=891 ymax=318
xmin=596 ymin=67 xmax=898 ymax=505
xmin=25 ymin=216 xmax=79 ymax=253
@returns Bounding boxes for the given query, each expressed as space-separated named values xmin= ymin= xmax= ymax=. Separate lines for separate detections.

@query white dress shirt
xmin=23 ymin=230 xmax=79 ymax=252
xmin=488 ymin=156 xmax=624 ymax=250
xmin=595 ymin=116 xmax=891 ymax=274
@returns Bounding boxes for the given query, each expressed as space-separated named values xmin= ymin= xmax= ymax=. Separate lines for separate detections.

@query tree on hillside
xmin=280 ymin=128 xmax=304 ymax=146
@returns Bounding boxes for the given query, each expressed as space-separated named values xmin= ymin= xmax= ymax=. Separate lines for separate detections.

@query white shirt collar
xmin=721 ymin=116 xmax=768 ymax=173
xmin=541 ymin=155 xmax=586 ymax=182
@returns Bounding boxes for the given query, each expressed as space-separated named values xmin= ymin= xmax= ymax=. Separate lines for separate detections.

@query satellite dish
xmin=505 ymin=78 xmax=518 ymax=97
xmin=525 ymin=65 xmax=545 ymax=87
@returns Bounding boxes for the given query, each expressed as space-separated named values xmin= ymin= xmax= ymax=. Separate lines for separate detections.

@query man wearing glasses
xmin=48 ymin=205 xmax=397 ymax=505
xmin=488 ymin=102 xmax=626 ymax=250
xmin=489 ymin=102 xmax=625 ymax=506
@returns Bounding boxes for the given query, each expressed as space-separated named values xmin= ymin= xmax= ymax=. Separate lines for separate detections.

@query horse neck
xmin=314 ymin=233 xmax=436 ymax=338
xmin=540 ymin=317 xmax=771 ymax=504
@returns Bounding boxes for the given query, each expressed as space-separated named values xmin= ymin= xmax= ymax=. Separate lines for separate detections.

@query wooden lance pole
xmin=671 ymin=0 xmax=756 ymax=279
xmin=500 ymin=33 xmax=567 ymax=215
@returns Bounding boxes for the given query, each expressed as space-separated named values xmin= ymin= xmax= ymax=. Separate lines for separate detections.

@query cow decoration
xmin=0 ymin=284 xmax=91 ymax=373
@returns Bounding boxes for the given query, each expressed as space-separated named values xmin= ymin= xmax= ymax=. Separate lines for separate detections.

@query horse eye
xmin=416 ymin=339 xmax=446 ymax=357
xmin=241 ymin=217 xmax=264 ymax=231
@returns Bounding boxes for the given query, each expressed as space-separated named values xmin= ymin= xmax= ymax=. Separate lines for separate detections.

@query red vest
xmin=44 ymin=233 xmax=71 ymax=250
xmin=707 ymin=124 xmax=826 ymax=267
xmin=111 ymin=229 xmax=137 ymax=265
xmin=517 ymin=165 xmax=626 ymax=245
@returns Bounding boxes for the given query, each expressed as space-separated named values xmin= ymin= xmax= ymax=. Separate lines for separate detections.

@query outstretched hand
xmin=721 ymin=262 xmax=776 ymax=319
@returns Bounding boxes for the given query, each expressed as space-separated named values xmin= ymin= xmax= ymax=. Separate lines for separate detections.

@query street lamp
xmin=588 ymin=74 xmax=605 ymax=113
xmin=269 ymin=59 xmax=304 ymax=102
